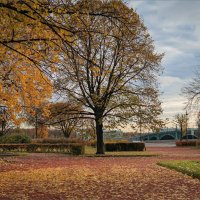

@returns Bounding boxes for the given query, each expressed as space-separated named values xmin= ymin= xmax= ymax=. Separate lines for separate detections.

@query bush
xmin=32 ymin=138 xmax=82 ymax=144
xmin=176 ymin=140 xmax=200 ymax=146
xmin=0 ymin=143 xmax=85 ymax=155
xmin=70 ymin=144 xmax=85 ymax=155
xmin=85 ymin=140 xmax=96 ymax=147
xmin=0 ymin=144 xmax=27 ymax=152
xmin=105 ymin=142 xmax=145 ymax=151
xmin=0 ymin=134 xmax=31 ymax=144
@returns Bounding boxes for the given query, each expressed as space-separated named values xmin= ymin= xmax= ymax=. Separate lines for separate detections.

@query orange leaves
xmin=1 ymin=150 xmax=200 ymax=200
xmin=0 ymin=50 xmax=53 ymax=125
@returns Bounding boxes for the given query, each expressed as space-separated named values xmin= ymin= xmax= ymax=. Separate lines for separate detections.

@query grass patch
xmin=157 ymin=160 xmax=200 ymax=179
xmin=84 ymin=146 xmax=158 ymax=157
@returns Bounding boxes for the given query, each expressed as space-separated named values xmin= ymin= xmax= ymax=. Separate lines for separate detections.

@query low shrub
xmin=176 ymin=140 xmax=200 ymax=147
xmin=70 ymin=144 xmax=85 ymax=155
xmin=32 ymin=138 xmax=82 ymax=144
xmin=105 ymin=142 xmax=145 ymax=151
xmin=0 ymin=143 xmax=85 ymax=155
xmin=0 ymin=144 xmax=27 ymax=152
xmin=85 ymin=140 xmax=132 ymax=148
xmin=0 ymin=134 xmax=31 ymax=144
xmin=85 ymin=140 xmax=96 ymax=147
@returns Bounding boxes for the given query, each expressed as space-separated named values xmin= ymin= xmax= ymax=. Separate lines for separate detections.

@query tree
xmin=0 ymin=1 xmax=58 ymax=129
xmin=49 ymin=102 xmax=82 ymax=138
xmin=1 ymin=0 xmax=144 ymax=132
xmin=174 ymin=113 xmax=188 ymax=140
xmin=0 ymin=51 xmax=53 ymax=129
xmin=55 ymin=0 xmax=163 ymax=154
xmin=25 ymin=102 xmax=51 ymax=138
xmin=0 ymin=106 xmax=14 ymax=136
xmin=182 ymin=70 xmax=200 ymax=113
xmin=0 ymin=0 xmax=128 ymax=68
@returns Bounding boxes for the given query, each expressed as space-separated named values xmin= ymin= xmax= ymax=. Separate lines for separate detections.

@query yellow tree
xmin=0 ymin=0 xmax=123 ymax=137
xmin=0 ymin=0 xmax=58 ymax=133
xmin=0 ymin=0 xmax=118 ymax=64
xmin=55 ymin=0 xmax=163 ymax=154
xmin=0 ymin=50 xmax=52 ymax=134
xmin=174 ymin=113 xmax=189 ymax=140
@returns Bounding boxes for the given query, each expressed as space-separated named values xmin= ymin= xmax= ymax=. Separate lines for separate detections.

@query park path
xmin=0 ymin=147 xmax=200 ymax=200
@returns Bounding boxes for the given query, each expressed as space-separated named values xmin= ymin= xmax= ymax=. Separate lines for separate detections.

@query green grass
xmin=84 ymin=146 xmax=158 ymax=157
xmin=157 ymin=160 xmax=200 ymax=179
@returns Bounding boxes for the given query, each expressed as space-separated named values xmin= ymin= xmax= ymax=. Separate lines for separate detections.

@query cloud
xmin=127 ymin=0 xmax=200 ymax=127
xmin=159 ymin=76 xmax=185 ymax=89
xmin=158 ymin=76 xmax=187 ymax=119
xmin=128 ymin=0 xmax=200 ymax=79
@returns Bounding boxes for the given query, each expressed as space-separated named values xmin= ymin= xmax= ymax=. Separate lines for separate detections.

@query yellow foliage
xmin=38 ymin=125 xmax=48 ymax=138
xmin=0 ymin=50 xmax=53 ymax=125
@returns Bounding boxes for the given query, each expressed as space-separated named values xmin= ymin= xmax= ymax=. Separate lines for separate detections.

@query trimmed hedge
xmin=176 ymin=140 xmax=200 ymax=147
xmin=0 ymin=143 xmax=85 ymax=155
xmin=32 ymin=138 xmax=82 ymax=144
xmin=85 ymin=140 xmax=96 ymax=147
xmin=105 ymin=142 xmax=145 ymax=151
xmin=0 ymin=134 xmax=31 ymax=144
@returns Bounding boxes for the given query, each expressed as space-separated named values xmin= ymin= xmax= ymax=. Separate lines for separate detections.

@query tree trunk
xmin=63 ymin=130 xmax=70 ymax=138
xmin=95 ymin=117 xmax=104 ymax=154
xmin=180 ymin=126 xmax=183 ymax=141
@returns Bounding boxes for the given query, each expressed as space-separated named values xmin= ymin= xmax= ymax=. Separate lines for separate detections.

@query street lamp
xmin=186 ymin=110 xmax=188 ymax=140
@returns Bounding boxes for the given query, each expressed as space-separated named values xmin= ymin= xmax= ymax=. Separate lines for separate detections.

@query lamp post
xmin=186 ymin=111 xmax=188 ymax=140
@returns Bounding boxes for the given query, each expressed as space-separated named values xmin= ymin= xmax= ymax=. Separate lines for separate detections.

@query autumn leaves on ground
xmin=0 ymin=147 xmax=200 ymax=200
xmin=0 ymin=1 xmax=200 ymax=200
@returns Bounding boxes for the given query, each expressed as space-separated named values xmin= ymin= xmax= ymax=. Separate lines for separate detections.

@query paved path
xmin=0 ymin=147 xmax=200 ymax=200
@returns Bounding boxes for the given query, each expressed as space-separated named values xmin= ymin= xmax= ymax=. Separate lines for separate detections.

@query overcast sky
xmin=128 ymin=0 xmax=200 ymax=127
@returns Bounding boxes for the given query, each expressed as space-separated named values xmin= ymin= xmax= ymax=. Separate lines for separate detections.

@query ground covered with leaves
xmin=0 ymin=147 xmax=200 ymax=200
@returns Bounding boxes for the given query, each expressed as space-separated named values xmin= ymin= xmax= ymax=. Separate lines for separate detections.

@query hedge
xmin=0 ymin=134 xmax=31 ymax=144
xmin=0 ymin=143 xmax=85 ymax=155
xmin=105 ymin=142 xmax=145 ymax=151
xmin=176 ymin=140 xmax=200 ymax=147
xmin=32 ymin=138 xmax=82 ymax=144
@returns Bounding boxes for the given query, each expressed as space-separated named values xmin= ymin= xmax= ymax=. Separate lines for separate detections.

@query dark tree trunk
xmin=63 ymin=131 xmax=70 ymax=138
xmin=180 ymin=126 xmax=183 ymax=141
xmin=95 ymin=117 xmax=104 ymax=154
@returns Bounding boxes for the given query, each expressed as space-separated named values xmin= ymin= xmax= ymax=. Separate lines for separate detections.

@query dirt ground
xmin=0 ymin=146 xmax=200 ymax=200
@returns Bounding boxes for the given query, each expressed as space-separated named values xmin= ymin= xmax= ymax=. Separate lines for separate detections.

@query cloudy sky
xmin=128 ymin=0 xmax=200 ymax=127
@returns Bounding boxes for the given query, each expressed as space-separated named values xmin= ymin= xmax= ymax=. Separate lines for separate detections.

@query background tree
xmin=182 ymin=70 xmax=200 ymax=113
xmin=55 ymin=0 xmax=163 ymax=154
xmin=25 ymin=102 xmax=51 ymax=138
xmin=49 ymin=102 xmax=82 ymax=138
xmin=174 ymin=113 xmax=188 ymax=140
xmin=132 ymin=105 xmax=163 ymax=140
xmin=196 ymin=112 xmax=200 ymax=145
xmin=0 ymin=106 xmax=14 ymax=136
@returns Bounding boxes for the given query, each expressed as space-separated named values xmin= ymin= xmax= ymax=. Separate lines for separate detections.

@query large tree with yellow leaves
xmin=0 ymin=0 xmax=56 ymax=131
xmin=55 ymin=0 xmax=163 ymax=154
xmin=0 ymin=1 xmax=163 ymax=152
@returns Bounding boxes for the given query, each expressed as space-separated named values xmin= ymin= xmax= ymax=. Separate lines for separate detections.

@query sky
xmin=128 ymin=0 xmax=200 ymax=128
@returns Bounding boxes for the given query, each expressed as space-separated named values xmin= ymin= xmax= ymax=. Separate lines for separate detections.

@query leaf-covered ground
xmin=0 ymin=147 xmax=200 ymax=200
